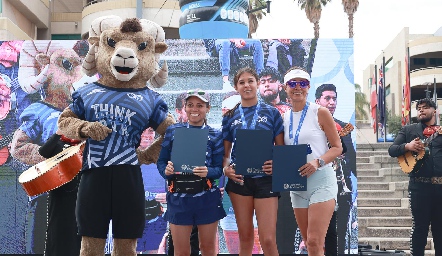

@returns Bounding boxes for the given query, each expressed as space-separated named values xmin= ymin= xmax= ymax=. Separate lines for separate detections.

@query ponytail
xmin=223 ymin=102 xmax=241 ymax=118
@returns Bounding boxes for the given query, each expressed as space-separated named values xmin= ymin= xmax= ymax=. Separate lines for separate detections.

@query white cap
xmin=283 ymin=69 xmax=311 ymax=84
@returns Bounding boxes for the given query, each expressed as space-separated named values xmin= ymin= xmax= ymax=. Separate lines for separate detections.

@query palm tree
xmin=342 ymin=0 xmax=359 ymax=38
xmin=297 ymin=0 xmax=331 ymax=38
xmin=355 ymin=83 xmax=369 ymax=121
xmin=248 ymin=0 xmax=267 ymax=37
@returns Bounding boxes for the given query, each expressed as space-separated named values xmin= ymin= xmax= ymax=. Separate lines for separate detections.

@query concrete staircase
xmin=356 ymin=143 xmax=435 ymax=255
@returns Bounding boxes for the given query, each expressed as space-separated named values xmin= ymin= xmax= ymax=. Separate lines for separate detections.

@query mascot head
xmin=82 ymin=15 xmax=168 ymax=88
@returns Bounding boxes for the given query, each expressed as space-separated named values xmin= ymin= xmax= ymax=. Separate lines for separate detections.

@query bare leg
xmin=307 ymin=199 xmax=336 ymax=256
xmin=169 ymin=224 xmax=193 ymax=256
xmin=197 ymin=221 xmax=219 ymax=256
xmin=293 ymin=208 xmax=309 ymax=245
xmin=229 ymin=192 xmax=255 ymax=256
xmin=255 ymin=197 xmax=279 ymax=256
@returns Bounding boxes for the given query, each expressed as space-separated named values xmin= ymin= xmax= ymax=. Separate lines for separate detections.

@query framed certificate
xmin=171 ymin=128 xmax=209 ymax=173
xmin=272 ymin=144 xmax=307 ymax=192
xmin=234 ymin=129 xmax=273 ymax=176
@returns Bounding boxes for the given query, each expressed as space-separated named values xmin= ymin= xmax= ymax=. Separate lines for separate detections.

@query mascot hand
xmin=80 ymin=122 xmax=112 ymax=141
xmin=136 ymin=147 xmax=155 ymax=165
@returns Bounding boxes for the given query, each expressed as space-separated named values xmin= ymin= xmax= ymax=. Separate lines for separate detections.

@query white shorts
xmin=290 ymin=166 xmax=337 ymax=208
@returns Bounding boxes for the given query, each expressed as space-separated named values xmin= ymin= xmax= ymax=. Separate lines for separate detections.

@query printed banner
xmin=0 ymin=38 xmax=356 ymax=254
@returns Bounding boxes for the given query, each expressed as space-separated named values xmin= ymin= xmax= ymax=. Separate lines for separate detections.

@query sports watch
xmin=317 ymin=158 xmax=326 ymax=168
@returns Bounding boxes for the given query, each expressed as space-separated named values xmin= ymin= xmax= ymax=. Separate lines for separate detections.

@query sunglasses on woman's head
xmin=187 ymin=90 xmax=206 ymax=95
xmin=286 ymin=80 xmax=309 ymax=88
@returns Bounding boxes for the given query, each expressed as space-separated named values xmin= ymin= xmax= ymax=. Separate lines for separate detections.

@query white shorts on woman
xmin=290 ymin=165 xmax=337 ymax=208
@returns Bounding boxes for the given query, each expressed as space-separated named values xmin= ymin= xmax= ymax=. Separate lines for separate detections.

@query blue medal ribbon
xmin=238 ymin=103 xmax=261 ymax=129
xmin=289 ymin=102 xmax=312 ymax=154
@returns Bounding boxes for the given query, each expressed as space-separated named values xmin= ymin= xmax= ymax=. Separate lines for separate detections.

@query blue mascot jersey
xmin=19 ymin=101 xmax=60 ymax=145
xmin=70 ymin=82 xmax=168 ymax=169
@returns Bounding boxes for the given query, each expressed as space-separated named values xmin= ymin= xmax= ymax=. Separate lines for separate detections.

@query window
xmin=413 ymin=58 xmax=426 ymax=65
xmin=51 ymin=34 xmax=82 ymax=40
xmin=429 ymin=58 xmax=442 ymax=66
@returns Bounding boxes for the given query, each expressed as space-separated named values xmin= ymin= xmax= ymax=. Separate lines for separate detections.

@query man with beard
xmin=315 ymin=83 xmax=355 ymax=255
xmin=258 ymin=67 xmax=291 ymax=115
xmin=388 ymin=98 xmax=442 ymax=256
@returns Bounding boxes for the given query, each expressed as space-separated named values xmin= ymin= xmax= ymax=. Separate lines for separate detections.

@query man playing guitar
xmin=388 ymin=98 xmax=442 ymax=256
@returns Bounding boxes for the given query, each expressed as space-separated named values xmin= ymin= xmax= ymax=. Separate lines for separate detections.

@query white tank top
xmin=283 ymin=103 xmax=331 ymax=166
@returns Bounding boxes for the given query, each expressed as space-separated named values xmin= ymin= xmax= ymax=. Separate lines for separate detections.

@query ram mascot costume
xmin=57 ymin=16 xmax=175 ymax=255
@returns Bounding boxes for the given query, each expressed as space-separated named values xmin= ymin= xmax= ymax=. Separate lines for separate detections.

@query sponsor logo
xmin=86 ymin=89 xmax=106 ymax=96
xmin=283 ymin=183 xmax=306 ymax=190
xmin=127 ymin=93 xmax=143 ymax=101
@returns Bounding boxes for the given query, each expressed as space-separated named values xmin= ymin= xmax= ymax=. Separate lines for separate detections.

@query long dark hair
xmin=224 ymin=67 xmax=259 ymax=117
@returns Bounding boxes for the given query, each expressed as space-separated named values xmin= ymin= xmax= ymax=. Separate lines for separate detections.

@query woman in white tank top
xmin=282 ymin=67 xmax=342 ymax=256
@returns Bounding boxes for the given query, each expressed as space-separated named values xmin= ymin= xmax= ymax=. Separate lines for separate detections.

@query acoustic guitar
xmin=334 ymin=122 xmax=354 ymax=194
xmin=19 ymin=141 xmax=85 ymax=196
xmin=338 ymin=123 xmax=354 ymax=137
xmin=397 ymin=127 xmax=442 ymax=174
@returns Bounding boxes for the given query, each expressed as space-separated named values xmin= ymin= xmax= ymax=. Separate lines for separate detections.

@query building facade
xmin=362 ymin=27 xmax=442 ymax=123
xmin=0 ymin=0 xmax=180 ymax=40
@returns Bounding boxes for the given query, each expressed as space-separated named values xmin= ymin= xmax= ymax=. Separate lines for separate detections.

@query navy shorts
xmin=164 ymin=188 xmax=226 ymax=226
xmin=76 ymin=165 xmax=145 ymax=239
xmin=225 ymin=176 xmax=280 ymax=198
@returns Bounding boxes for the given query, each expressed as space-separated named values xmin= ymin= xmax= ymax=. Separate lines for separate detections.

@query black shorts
xmin=76 ymin=165 xmax=145 ymax=239
xmin=225 ymin=176 xmax=280 ymax=198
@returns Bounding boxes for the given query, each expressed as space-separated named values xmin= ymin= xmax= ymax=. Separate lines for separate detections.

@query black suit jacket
xmin=388 ymin=123 xmax=423 ymax=158
xmin=388 ymin=123 xmax=441 ymax=177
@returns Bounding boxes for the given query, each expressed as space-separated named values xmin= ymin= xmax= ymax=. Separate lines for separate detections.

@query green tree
xmin=297 ymin=0 xmax=332 ymax=38
xmin=341 ymin=0 xmax=359 ymax=38
xmin=355 ymin=83 xmax=369 ymax=121
xmin=248 ymin=0 xmax=267 ymax=37
xmin=387 ymin=111 xmax=402 ymax=138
